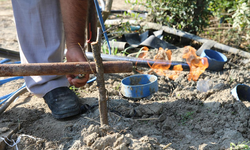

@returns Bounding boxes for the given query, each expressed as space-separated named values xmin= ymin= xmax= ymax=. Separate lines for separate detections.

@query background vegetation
xmin=123 ymin=0 xmax=250 ymax=51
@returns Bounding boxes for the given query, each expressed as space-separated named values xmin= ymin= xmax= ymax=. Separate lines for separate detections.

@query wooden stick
xmin=91 ymin=28 xmax=109 ymax=125
xmin=0 ymin=61 xmax=132 ymax=77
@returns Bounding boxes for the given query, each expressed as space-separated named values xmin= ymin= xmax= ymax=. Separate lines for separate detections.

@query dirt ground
xmin=1 ymin=0 xmax=250 ymax=150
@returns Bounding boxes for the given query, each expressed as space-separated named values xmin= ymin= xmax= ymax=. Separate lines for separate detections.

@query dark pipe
xmin=85 ymin=52 xmax=190 ymax=71
xmin=0 ymin=48 xmax=20 ymax=60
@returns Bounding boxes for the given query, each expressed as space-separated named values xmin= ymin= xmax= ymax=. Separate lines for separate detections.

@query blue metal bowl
xmin=121 ymin=74 xmax=158 ymax=98
xmin=200 ymin=49 xmax=227 ymax=71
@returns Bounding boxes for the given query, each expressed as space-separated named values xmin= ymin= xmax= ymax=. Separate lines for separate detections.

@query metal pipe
xmin=0 ymin=61 xmax=133 ymax=77
xmin=85 ymin=52 xmax=190 ymax=71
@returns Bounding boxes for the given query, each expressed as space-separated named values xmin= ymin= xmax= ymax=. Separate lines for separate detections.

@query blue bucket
xmin=121 ymin=74 xmax=158 ymax=98
xmin=200 ymin=49 xmax=227 ymax=71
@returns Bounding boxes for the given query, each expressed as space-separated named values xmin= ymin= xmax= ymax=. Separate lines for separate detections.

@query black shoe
xmin=43 ymin=87 xmax=81 ymax=119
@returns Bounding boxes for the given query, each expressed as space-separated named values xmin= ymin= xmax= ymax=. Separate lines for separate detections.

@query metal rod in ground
xmin=85 ymin=52 xmax=190 ymax=71
xmin=0 ymin=61 xmax=133 ymax=77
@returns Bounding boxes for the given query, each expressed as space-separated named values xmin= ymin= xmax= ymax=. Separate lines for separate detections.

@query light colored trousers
xmin=11 ymin=0 xmax=69 ymax=97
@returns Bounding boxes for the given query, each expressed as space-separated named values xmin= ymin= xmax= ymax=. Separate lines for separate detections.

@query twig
xmin=135 ymin=118 xmax=159 ymax=121
xmin=163 ymin=143 xmax=172 ymax=149
xmin=84 ymin=116 xmax=100 ymax=124
xmin=109 ymin=111 xmax=121 ymax=122
xmin=78 ymin=43 xmax=96 ymax=76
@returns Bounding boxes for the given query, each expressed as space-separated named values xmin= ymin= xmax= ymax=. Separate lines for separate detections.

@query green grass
xmin=230 ymin=141 xmax=250 ymax=150
xmin=102 ymin=39 xmax=119 ymax=55
xmin=180 ymin=111 xmax=195 ymax=125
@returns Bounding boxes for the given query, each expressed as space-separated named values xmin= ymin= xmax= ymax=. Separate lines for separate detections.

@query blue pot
xmin=231 ymin=84 xmax=250 ymax=102
xmin=200 ymin=49 xmax=227 ymax=71
xmin=121 ymin=74 xmax=158 ymax=98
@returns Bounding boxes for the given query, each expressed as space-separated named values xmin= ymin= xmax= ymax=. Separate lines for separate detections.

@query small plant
xmin=111 ymin=39 xmax=119 ymax=55
xmin=229 ymin=0 xmax=250 ymax=31
xmin=230 ymin=141 xmax=250 ymax=150
xmin=181 ymin=111 xmax=194 ymax=125
xmin=138 ymin=120 xmax=149 ymax=124
xmin=120 ymin=46 xmax=133 ymax=56
xmin=208 ymin=0 xmax=236 ymax=19
xmin=102 ymin=39 xmax=119 ymax=55
xmin=227 ymin=0 xmax=250 ymax=49
xmin=114 ymin=83 xmax=120 ymax=91
xmin=69 ymin=86 xmax=80 ymax=96
xmin=229 ymin=77 xmax=234 ymax=84
xmin=207 ymin=0 xmax=250 ymax=51
xmin=135 ymin=47 xmax=148 ymax=58
xmin=102 ymin=41 xmax=110 ymax=54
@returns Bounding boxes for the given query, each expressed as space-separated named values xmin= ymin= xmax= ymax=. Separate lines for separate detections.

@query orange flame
xmin=169 ymin=64 xmax=183 ymax=80
xmin=148 ymin=48 xmax=172 ymax=76
xmin=182 ymin=46 xmax=209 ymax=81
xmin=135 ymin=46 xmax=208 ymax=81
xmin=154 ymin=47 xmax=171 ymax=61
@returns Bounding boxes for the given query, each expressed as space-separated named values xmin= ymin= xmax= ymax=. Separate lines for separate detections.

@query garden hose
xmin=93 ymin=0 xmax=111 ymax=54
xmin=0 ymin=76 xmax=23 ymax=85
xmin=0 ymin=84 xmax=28 ymax=115
xmin=0 ymin=59 xmax=27 ymax=114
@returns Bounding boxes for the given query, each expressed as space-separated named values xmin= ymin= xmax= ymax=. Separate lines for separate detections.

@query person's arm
xmin=60 ymin=0 xmax=89 ymax=87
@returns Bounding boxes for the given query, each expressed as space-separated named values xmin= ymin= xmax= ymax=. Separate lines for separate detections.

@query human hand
xmin=65 ymin=47 xmax=89 ymax=87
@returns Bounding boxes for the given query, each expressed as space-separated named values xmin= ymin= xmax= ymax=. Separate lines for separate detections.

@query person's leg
xmin=11 ymin=0 xmax=68 ymax=98
xmin=11 ymin=0 xmax=90 ymax=119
